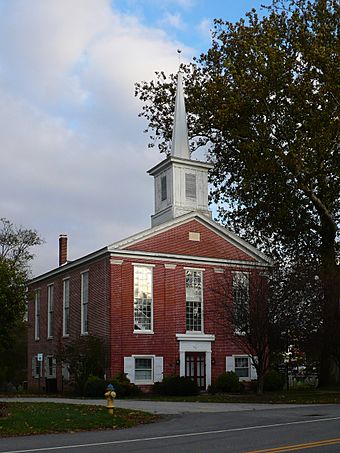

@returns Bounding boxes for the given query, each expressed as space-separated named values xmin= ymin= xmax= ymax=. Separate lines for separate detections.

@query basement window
xmin=135 ymin=358 xmax=153 ymax=381
xmin=234 ymin=357 xmax=250 ymax=378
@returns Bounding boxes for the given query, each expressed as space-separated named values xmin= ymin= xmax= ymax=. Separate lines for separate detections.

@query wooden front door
xmin=185 ymin=352 xmax=206 ymax=389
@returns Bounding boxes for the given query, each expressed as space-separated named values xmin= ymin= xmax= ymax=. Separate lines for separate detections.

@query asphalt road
xmin=1 ymin=399 xmax=340 ymax=452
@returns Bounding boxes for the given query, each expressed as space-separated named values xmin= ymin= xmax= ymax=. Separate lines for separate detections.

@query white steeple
xmin=171 ymin=71 xmax=191 ymax=159
xmin=148 ymin=68 xmax=212 ymax=227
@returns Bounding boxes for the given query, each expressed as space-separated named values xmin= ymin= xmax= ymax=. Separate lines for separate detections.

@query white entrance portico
xmin=176 ymin=333 xmax=215 ymax=389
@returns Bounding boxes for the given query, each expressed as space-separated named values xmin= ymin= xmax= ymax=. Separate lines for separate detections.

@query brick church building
xmin=27 ymin=71 xmax=272 ymax=392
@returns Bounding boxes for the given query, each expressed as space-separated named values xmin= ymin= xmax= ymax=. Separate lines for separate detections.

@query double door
xmin=185 ymin=352 xmax=206 ymax=389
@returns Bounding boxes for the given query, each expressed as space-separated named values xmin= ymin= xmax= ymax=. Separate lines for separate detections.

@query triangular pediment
xmin=108 ymin=212 xmax=272 ymax=266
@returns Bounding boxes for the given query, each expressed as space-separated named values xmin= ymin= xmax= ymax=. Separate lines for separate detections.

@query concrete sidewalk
xmin=0 ymin=397 xmax=310 ymax=414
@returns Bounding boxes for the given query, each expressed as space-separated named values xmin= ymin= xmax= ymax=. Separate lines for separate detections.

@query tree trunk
xmin=257 ymin=374 xmax=264 ymax=395
xmin=318 ymin=214 xmax=339 ymax=387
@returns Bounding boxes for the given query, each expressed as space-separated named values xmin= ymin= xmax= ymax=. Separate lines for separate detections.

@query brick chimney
xmin=59 ymin=234 xmax=68 ymax=266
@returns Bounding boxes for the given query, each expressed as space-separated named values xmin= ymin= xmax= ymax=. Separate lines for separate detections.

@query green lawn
xmin=2 ymin=389 xmax=340 ymax=437
xmin=0 ymin=402 xmax=160 ymax=437
xmin=134 ymin=389 xmax=340 ymax=404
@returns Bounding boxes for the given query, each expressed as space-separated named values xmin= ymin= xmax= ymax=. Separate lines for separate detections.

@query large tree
xmin=0 ymin=257 xmax=27 ymax=351
xmin=57 ymin=335 xmax=106 ymax=396
xmin=0 ymin=218 xmax=42 ymax=351
xmin=210 ymin=270 xmax=271 ymax=394
xmin=210 ymin=261 xmax=323 ymax=393
xmin=269 ymin=260 xmax=324 ymax=359
xmin=136 ymin=0 xmax=339 ymax=384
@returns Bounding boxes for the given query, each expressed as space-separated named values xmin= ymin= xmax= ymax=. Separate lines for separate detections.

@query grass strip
xmin=133 ymin=389 xmax=340 ymax=404
xmin=0 ymin=402 xmax=160 ymax=437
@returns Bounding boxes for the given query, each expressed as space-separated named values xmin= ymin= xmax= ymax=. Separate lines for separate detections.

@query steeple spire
xmin=171 ymin=70 xmax=191 ymax=159
xmin=148 ymin=65 xmax=212 ymax=227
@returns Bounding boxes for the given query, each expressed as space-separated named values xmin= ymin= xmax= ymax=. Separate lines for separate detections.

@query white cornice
xmin=109 ymin=249 xmax=270 ymax=268
xmin=176 ymin=333 xmax=215 ymax=342
xmin=29 ymin=248 xmax=107 ymax=284
xmin=147 ymin=155 xmax=213 ymax=176
xmin=30 ymin=213 xmax=272 ymax=285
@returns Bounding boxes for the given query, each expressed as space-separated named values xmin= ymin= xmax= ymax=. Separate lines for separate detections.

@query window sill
xmin=62 ymin=334 xmax=70 ymax=338
xmin=134 ymin=380 xmax=154 ymax=385
xmin=47 ymin=336 xmax=53 ymax=340
xmin=81 ymin=332 xmax=89 ymax=336
xmin=133 ymin=330 xmax=154 ymax=335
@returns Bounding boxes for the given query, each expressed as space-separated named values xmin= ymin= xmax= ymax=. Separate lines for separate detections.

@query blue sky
xmin=112 ymin=0 xmax=267 ymax=52
xmin=0 ymin=0 xmax=270 ymax=275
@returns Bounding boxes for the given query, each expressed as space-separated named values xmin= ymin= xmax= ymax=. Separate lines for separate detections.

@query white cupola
xmin=148 ymin=70 xmax=212 ymax=227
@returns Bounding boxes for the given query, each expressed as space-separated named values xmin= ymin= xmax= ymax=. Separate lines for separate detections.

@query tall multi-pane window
xmin=63 ymin=279 xmax=70 ymax=336
xmin=134 ymin=266 xmax=153 ymax=332
xmin=32 ymin=356 xmax=40 ymax=378
xmin=45 ymin=356 xmax=57 ymax=378
xmin=34 ymin=289 xmax=40 ymax=340
xmin=47 ymin=284 xmax=54 ymax=338
xmin=232 ymin=272 xmax=249 ymax=334
xmin=186 ymin=269 xmax=203 ymax=332
xmin=81 ymin=271 xmax=89 ymax=335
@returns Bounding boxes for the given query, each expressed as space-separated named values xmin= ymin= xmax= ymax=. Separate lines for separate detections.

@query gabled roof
xmin=30 ymin=212 xmax=272 ymax=284
xmin=108 ymin=212 xmax=272 ymax=266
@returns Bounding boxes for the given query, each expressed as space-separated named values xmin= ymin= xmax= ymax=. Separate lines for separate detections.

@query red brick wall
xmin=110 ymin=259 xmax=181 ymax=378
xmin=27 ymin=226 xmax=264 ymax=392
xmin=124 ymin=219 xmax=256 ymax=262
xmin=108 ymin=257 xmax=256 ymax=384
xmin=27 ymin=256 xmax=110 ymax=392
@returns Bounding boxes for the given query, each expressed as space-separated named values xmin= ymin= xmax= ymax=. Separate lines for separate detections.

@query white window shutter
xmin=62 ymin=363 xmax=70 ymax=381
xmin=250 ymin=356 xmax=258 ymax=379
xmin=124 ymin=357 xmax=134 ymax=383
xmin=226 ymin=356 xmax=234 ymax=372
xmin=154 ymin=357 xmax=164 ymax=382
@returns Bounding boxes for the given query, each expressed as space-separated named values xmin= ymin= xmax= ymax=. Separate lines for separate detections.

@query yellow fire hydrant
xmin=105 ymin=384 xmax=116 ymax=415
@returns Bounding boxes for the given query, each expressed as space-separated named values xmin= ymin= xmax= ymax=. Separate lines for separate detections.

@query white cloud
xmin=0 ymin=0 xmax=193 ymax=275
xmin=160 ymin=12 xmax=185 ymax=30
xmin=161 ymin=0 xmax=195 ymax=8
xmin=196 ymin=18 xmax=213 ymax=41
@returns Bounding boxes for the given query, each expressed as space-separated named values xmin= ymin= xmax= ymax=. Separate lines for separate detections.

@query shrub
xmin=249 ymin=379 xmax=258 ymax=393
xmin=110 ymin=374 xmax=142 ymax=398
xmin=83 ymin=376 xmax=106 ymax=397
xmin=208 ymin=372 xmax=243 ymax=394
xmin=263 ymin=369 xmax=285 ymax=391
xmin=83 ymin=374 xmax=142 ymax=398
xmin=0 ymin=403 xmax=9 ymax=418
xmin=154 ymin=375 xmax=199 ymax=396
